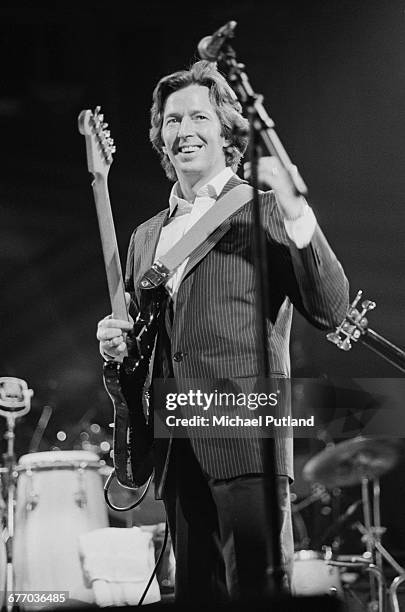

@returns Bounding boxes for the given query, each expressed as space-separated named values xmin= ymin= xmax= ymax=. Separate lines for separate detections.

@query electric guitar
xmin=78 ymin=106 xmax=165 ymax=488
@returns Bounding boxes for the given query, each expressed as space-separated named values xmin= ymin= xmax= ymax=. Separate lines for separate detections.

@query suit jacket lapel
xmin=182 ymin=175 xmax=249 ymax=281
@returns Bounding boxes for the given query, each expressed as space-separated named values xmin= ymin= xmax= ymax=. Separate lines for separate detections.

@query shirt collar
xmin=168 ymin=166 xmax=234 ymax=216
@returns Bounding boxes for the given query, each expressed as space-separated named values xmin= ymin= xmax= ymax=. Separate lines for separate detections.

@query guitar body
xmin=103 ymin=285 xmax=167 ymax=488
xmin=103 ymin=360 xmax=154 ymax=488
xmin=79 ymin=107 xmax=166 ymax=489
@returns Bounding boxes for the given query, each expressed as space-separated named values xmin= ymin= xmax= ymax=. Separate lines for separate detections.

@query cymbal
xmin=302 ymin=436 xmax=403 ymax=488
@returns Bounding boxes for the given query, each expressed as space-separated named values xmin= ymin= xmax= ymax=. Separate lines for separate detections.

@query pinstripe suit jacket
xmin=125 ymin=175 xmax=349 ymax=495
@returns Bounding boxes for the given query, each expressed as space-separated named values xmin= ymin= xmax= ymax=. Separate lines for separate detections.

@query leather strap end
xmin=139 ymin=260 xmax=171 ymax=289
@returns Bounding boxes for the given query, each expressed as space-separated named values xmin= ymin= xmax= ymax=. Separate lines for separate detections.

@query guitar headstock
xmin=327 ymin=290 xmax=376 ymax=351
xmin=78 ymin=106 xmax=116 ymax=178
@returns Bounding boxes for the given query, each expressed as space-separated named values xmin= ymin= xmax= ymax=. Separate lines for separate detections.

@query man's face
xmin=161 ymin=84 xmax=229 ymax=184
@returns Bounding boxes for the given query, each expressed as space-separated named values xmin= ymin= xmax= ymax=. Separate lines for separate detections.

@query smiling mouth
xmin=177 ymin=145 xmax=203 ymax=154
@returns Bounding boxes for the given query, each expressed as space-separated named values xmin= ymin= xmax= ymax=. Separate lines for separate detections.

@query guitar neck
xmin=92 ymin=175 xmax=128 ymax=322
xmin=361 ymin=328 xmax=405 ymax=373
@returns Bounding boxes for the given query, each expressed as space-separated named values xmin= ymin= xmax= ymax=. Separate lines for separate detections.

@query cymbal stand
xmin=326 ymin=476 xmax=388 ymax=611
xmin=354 ymin=518 xmax=405 ymax=612
xmin=359 ymin=477 xmax=384 ymax=611
xmin=331 ymin=475 xmax=401 ymax=612
xmin=0 ymin=377 xmax=33 ymax=611
xmin=352 ymin=474 xmax=405 ymax=612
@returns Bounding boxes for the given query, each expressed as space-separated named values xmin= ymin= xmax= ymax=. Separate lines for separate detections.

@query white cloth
xmin=78 ymin=527 xmax=161 ymax=607
xmin=284 ymin=202 xmax=317 ymax=249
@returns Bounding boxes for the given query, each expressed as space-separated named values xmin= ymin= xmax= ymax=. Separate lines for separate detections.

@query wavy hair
xmin=149 ymin=60 xmax=249 ymax=181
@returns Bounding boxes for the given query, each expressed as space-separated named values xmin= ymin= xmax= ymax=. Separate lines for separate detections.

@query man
xmin=97 ymin=60 xmax=349 ymax=602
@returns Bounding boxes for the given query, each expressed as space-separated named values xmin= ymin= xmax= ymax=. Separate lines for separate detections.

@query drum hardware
xmin=74 ymin=489 xmax=87 ymax=509
xmin=328 ymin=557 xmax=387 ymax=612
xmin=25 ymin=495 xmax=39 ymax=513
xmin=74 ymin=468 xmax=88 ymax=508
xmin=292 ymin=481 xmax=346 ymax=554
xmin=23 ymin=469 xmax=40 ymax=513
xmin=292 ymin=482 xmax=329 ymax=513
xmin=303 ymin=436 xmax=405 ymax=612
xmin=353 ymin=521 xmax=405 ymax=612
xmin=389 ymin=573 xmax=405 ymax=612
xmin=0 ymin=377 xmax=34 ymax=611
xmin=317 ymin=499 xmax=362 ymax=548
xmin=291 ymin=483 xmax=334 ymax=552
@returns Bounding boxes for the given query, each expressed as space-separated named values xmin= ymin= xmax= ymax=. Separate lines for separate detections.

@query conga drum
xmin=13 ymin=450 xmax=109 ymax=601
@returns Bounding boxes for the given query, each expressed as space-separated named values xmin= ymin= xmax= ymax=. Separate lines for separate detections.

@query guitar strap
xmin=139 ymin=183 xmax=254 ymax=289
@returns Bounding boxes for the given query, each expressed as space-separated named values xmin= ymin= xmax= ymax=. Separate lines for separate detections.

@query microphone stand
xmin=222 ymin=46 xmax=308 ymax=197
xmin=217 ymin=43 xmax=308 ymax=596
xmin=0 ymin=377 xmax=33 ymax=612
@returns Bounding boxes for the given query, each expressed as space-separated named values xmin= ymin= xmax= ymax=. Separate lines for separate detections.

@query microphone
xmin=197 ymin=21 xmax=237 ymax=61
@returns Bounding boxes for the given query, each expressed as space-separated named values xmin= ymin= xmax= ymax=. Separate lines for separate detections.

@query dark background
xmin=1 ymin=1 xmax=405 ymax=556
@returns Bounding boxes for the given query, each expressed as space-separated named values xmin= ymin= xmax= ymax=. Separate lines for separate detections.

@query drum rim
xmin=15 ymin=460 xmax=103 ymax=472
xmin=294 ymin=549 xmax=324 ymax=561
xmin=18 ymin=450 xmax=100 ymax=463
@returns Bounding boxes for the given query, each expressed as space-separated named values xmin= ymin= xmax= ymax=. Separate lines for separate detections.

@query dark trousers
xmin=162 ymin=439 xmax=294 ymax=603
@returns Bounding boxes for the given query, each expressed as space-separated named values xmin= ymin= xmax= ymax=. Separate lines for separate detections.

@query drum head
xmin=294 ymin=550 xmax=323 ymax=561
xmin=18 ymin=450 xmax=101 ymax=470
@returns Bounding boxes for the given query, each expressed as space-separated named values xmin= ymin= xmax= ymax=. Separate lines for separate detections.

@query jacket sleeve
xmin=263 ymin=191 xmax=350 ymax=330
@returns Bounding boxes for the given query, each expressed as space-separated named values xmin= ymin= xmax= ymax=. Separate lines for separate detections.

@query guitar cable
xmin=138 ymin=519 xmax=170 ymax=606
xmin=103 ymin=470 xmax=172 ymax=604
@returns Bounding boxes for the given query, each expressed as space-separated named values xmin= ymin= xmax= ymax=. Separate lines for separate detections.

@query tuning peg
xmin=326 ymin=332 xmax=341 ymax=346
xmin=361 ymin=300 xmax=376 ymax=312
xmin=350 ymin=290 xmax=363 ymax=310
xmin=339 ymin=336 xmax=352 ymax=351
xmin=102 ymin=122 xmax=109 ymax=129
xmin=98 ymin=113 xmax=104 ymax=122
xmin=110 ymin=145 xmax=116 ymax=153
xmin=327 ymin=329 xmax=354 ymax=351
xmin=94 ymin=105 xmax=101 ymax=115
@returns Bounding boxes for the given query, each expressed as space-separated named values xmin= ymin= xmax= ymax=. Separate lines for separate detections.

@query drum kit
xmin=1 ymin=376 xmax=404 ymax=611
xmin=293 ymin=435 xmax=405 ymax=612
